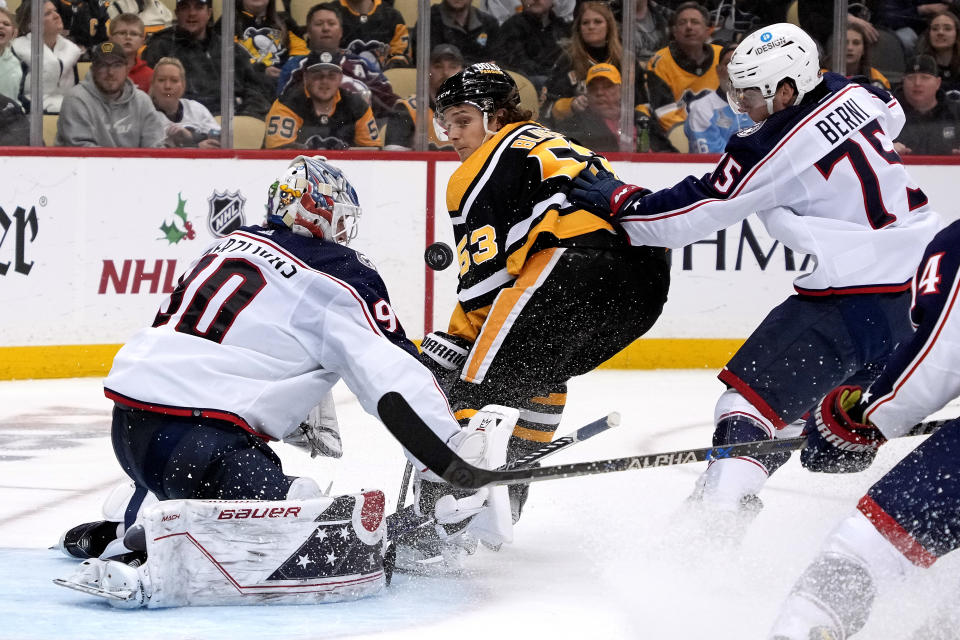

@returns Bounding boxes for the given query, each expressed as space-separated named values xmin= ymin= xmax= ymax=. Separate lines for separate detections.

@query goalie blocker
xmin=55 ymin=492 xmax=388 ymax=608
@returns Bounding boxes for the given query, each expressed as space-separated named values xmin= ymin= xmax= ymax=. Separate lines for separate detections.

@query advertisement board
xmin=1 ymin=150 xmax=958 ymax=378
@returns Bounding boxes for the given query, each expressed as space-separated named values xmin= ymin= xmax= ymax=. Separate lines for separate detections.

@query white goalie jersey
xmin=104 ymin=226 xmax=460 ymax=449
xmin=618 ymin=73 xmax=940 ymax=295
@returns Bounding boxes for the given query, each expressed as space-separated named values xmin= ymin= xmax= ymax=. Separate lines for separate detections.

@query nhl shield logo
xmin=207 ymin=190 xmax=246 ymax=237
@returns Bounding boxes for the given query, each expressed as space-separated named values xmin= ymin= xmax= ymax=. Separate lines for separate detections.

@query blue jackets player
xmin=770 ymin=219 xmax=960 ymax=639
xmin=569 ymin=23 xmax=940 ymax=536
xmin=55 ymin=157 xmax=514 ymax=605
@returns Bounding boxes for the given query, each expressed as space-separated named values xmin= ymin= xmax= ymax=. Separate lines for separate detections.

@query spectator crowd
xmin=0 ymin=0 xmax=959 ymax=154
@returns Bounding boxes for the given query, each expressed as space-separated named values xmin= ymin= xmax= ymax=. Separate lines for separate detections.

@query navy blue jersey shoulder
xmin=242 ymin=225 xmax=419 ymax=358
xmin=911 ymin=219 xmax=960 ymax=327
xmin=867 ymin=220 xmax=960 ymax=402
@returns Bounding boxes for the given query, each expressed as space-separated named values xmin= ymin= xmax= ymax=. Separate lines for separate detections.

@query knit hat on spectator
xmin=90 ymin=42 xmax=127 ymax=66
xmin=430 ymin=44 xmax=464 ymax=66
xmin=586 ymin=64 xmax=621 ymax=86
xmin=176 ymin=0 xmax=212 ymax=6
xmin=904 ymin=55 xmax=938 ymax=77
xmin=304 ymin=51 xmax=342 ymax=73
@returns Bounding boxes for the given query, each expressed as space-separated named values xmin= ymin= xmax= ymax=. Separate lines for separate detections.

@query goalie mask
xmin=433 ymin=63 xmax=520 ymax=140
xmin=726 ymin=23 xmax=821 ymax=116
xmin=266 ymin=155 xmax=361 ymax=244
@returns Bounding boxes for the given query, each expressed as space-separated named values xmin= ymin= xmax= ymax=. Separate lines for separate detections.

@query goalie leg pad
xmin=401 ymin=405 xmax=517 ymax=572
xmin=138 ymin=492 xmax=387 ymax=607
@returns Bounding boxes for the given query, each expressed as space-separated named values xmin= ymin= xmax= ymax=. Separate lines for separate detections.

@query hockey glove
xmin=418 ymin=331 xmax=471 ymax=395
xmin=800 ymin=386 xmax=886 ymax=474
xmin=283 ymin=393 xmax=343 ymax=459
xmin=569 ymin=165 xmax=650 ymax=221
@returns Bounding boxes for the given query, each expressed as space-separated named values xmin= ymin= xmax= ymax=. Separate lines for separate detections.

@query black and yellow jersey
xmin=646 ymin=42 xmax=722 ymax=133
xmin=445 ymin=121 xmax=620 ymax=343
xmin=231 ymin=10 xmax=308 ymax=68
xmin=337 ymin=0 xmax=411 ymax=68
xmin=264 ymin=86 xmax=382 ymax=149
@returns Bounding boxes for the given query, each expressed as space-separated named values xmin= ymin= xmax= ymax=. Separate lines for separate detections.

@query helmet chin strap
xmin=764 ymin=95 xmax=775 ymax=116
xmin=482 ymin=111 xmax=498 ymax=136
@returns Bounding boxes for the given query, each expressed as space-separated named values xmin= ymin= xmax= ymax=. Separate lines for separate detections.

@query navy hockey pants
xmin=111 ymin=404 xmax=294 ymax=513
xmin=860 ymin=417 xmax=960 ymax=565
xmin=721 ymin=290 xmax=914 ymax=429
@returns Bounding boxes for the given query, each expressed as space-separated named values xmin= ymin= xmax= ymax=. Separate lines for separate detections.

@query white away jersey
xmin=863 ymin=220 xmax=960 ymax=436
xmin=105 ymin=226 xmax=460 ymax=446
xmin=620 ymin=73 xmax=940 ymax=295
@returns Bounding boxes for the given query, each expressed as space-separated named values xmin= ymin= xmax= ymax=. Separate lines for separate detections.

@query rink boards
xmin=1 ymin=149 xmax=958 ymax=379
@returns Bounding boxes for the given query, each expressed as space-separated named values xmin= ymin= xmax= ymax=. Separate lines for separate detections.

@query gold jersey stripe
xmin=454 ymin=408 xmax=478 ymax=422
xmin=511 ymin=425 xmax=556 ymax=443
xmin=463 ymin=248 xmax=560 ymax=383
xmin=530 ymin=393 xmax=567 ymax=406
xmin=447 ymin=302 xmax=492 ymax=344
xmin=505 ymin=207 xmax=613 ymax=275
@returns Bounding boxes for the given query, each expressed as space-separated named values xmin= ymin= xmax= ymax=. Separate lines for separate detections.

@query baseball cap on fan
xmin=430 ymin=44 xmax=464 ymax=66
xmin=304 ymin=50 xmax=343 ymax=73
xmin=90 ymin=41 xmax=127 ymax=66
xmin=585 ymin=63 xmax=621 ymax=86
xmin=904 ymin=55 xmax=938 ymax=77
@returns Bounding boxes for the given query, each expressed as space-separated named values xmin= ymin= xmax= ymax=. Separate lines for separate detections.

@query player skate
xmin=392 ymin=405 xmax=516 ymax=574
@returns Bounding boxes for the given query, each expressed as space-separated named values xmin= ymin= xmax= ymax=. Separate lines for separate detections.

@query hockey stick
xmin=396 ymin=461 xmax=413 ymax=510
xmin=378 ymin=392 xmax=949 ymax=490
xmin=386 ymin=410 xmax=620 ymax=539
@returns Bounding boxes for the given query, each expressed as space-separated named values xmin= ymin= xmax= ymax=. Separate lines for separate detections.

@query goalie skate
xmin=393 ymin=524 xmax=477 ymax=575
xmin=56 ymin=520 xmax=120 ymax=559
xmin=53 ymin=557 xmax=148 ymax=608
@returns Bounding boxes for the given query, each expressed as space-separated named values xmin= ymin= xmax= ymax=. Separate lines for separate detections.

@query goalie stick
xmin=377 ymin=392 xmax=949 ymax=490
xmin=386 ymin=410 xmax=620 ymax=539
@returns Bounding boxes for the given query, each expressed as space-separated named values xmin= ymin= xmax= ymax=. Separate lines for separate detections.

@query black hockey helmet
xmin=434 ymin=63 xmax=520 ymax=121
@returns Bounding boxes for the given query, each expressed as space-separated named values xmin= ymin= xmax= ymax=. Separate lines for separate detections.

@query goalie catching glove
xmin=413 ymin=405 xmax=517 ymax=547
xmin=283 ymin=392 xmax=343 ymax=458
xmin=801 ymin=386 xmax=887 ymax=473
xmin=569 ymin=164 xmax=650 ymax=221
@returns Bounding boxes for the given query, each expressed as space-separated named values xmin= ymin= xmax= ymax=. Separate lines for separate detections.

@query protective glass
xmin=727 ymin=86 xmax=766 ymax=114
xmin=433 ymin=101 xmax=487 ymax=142
xmin=433 ymin=113 xmax=450 ymax=142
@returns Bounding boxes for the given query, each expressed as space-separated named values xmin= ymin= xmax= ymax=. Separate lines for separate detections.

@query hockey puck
xmin=424 ymin=242 xmax=454 ymax=271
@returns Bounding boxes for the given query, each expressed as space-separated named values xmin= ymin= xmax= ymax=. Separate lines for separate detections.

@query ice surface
xmin=1 ymin=372 xmax=958 ymax=639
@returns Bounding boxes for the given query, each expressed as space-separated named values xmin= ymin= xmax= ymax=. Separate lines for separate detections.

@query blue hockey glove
xmin=569 ymin=165 xmax=650 ymax=220
xmin=801 ymin=386 xmax=886 ymax=473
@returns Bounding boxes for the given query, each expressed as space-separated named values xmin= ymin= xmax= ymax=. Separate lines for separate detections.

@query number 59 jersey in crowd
xmin=104 ymin=225 xmax=460 ymax=445
xmin=618 ymin=73 xmax=940 ymax=295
